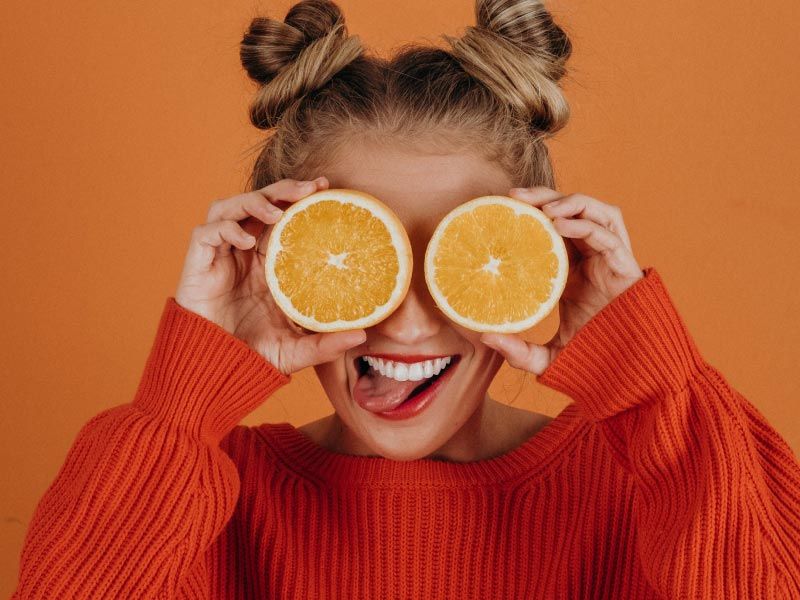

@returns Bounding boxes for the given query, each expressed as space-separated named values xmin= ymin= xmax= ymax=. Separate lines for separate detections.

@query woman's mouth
xmin=352 ymin=354 xmax=460 ymax=420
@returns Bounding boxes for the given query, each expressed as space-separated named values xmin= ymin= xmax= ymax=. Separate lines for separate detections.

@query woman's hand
xmin=480 ymin=186 xmax=645 ymax=375
xmin=174 ymin=177 xmax=366 ymax=375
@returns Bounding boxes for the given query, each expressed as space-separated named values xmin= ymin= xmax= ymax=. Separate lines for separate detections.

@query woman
xmin=13 ymin=0 xmax=800 ymax=597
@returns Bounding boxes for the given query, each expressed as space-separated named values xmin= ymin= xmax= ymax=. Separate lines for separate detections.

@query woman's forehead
xmin=322 ymin=142 xmax=512 ymax=227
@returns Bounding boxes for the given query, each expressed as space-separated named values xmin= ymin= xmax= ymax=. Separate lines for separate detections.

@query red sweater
xmin=12 ymin=267 xmax=800 ymax=598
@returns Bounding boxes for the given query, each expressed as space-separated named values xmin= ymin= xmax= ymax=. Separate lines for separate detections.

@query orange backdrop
xmin=2 ymin=0 xmax=799 ymax=593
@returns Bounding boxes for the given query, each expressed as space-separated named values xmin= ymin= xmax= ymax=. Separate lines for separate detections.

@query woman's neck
xmin=299 ymin=397 xmax=551 ymax=462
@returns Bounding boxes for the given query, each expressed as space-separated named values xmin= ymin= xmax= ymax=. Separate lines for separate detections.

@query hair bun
xmin=240 ymin=0 xmax=363 ymax=129
xmin=444 ymin=0 xmax=572 ymax=135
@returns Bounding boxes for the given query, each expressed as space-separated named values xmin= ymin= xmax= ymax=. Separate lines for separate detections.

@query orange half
xmin=265 ymin=189 xmax=412 ymax=332
xmin=424 ymin=195 xmax=568 ymax=333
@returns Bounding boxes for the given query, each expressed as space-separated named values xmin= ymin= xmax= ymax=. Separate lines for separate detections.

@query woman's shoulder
xmin=219 ymin=423 xmax=283 ymax=468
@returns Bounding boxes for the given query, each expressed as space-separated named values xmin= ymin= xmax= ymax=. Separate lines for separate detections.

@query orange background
xmin=2 ymin=0 xmax=799 ymax=593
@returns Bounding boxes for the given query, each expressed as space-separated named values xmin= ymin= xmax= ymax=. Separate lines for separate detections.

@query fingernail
xmin=314 ymin=176 xmax=328 ymax=186
xmin=482 ymin=334 xmax=499 ymax=346
xmin=509 ymin=188 xmax=527 ymax=194
xmin=350 ymin=330 xmax=367 ymax=344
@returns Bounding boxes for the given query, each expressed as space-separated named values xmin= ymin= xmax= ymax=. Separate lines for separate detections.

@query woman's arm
xmin=12 ymin=297 xmax=289 ymax=599
xmin=537 ymin=268 xmax=800 ymax=598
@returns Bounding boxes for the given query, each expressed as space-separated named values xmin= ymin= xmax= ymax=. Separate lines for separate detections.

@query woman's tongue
xmin=353 ymin=368 xmax=423 ymax=413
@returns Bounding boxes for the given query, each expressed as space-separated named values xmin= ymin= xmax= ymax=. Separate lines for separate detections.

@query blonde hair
xmin=239 ymin=0 xmax=572 ymax=191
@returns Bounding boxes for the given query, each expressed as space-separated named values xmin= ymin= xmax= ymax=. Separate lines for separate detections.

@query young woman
xmin=14 ymin=0 xmax=800 ymax=597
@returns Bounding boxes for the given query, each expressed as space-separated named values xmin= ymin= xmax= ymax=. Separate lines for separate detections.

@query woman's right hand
xmin=174 ymin=177 xmax=366 ymax=375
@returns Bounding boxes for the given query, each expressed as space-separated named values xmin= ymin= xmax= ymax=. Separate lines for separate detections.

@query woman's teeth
xmin=362 ymin=356 xmax=452 ymax=382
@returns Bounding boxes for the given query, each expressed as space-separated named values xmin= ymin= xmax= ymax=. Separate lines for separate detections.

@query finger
xmin=268 ymin=175 xmax=330 ymax=211
xmin=552 ymin=217 xmax=641 ymax=277
xmin=541 ymin=194 xmax=633 ymax=252
xmin=508 ymin=185 xmax=565 ymax=207
xmin=205 ymin=176 xmax=329 ymax=224
xmin=480 ymin=333 xmax=550 ymax=375
xmin=184 ymin=220 xmax=257 ymax=271
xmin=290 ymin=329 xmax=367 ymax=371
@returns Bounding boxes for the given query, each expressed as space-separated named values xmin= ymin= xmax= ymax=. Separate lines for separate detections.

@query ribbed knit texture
xmin=12 ymin=266 xmax=800 ymax=598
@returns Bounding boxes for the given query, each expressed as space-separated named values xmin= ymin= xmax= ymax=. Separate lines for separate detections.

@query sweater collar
xmin=255 ymin=403 xmax=586 ymax=488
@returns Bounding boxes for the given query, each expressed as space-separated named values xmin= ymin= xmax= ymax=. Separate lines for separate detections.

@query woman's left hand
xmin=480 ymin=186 xmax=645 ymax=375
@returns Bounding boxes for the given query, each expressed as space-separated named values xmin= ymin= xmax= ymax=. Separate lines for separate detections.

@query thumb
xmin=480 ymin=333 xmax=551 ymax=376
xmin=291 ymin=329 xmax=367 ymax=371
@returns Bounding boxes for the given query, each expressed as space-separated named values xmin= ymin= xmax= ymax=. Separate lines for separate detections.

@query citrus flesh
xmin=265 ymin=189 xmax=412 ymax=332
xmin=424 ymin=196 xmax=569 ymax=333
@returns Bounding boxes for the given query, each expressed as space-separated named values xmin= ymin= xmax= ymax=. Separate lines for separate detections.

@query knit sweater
xmin=12 ymin=266 xmax=800 ymax=599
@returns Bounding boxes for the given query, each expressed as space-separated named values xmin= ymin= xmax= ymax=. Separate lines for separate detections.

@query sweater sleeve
xmin=12 ymin=297 xmax=289 ymax=599
xmin=537 ymin=266 xmax=800 ymax=598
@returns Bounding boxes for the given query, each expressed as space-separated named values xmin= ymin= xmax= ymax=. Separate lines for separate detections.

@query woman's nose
xmin=372 ymin=281 xmax=443 ymax=347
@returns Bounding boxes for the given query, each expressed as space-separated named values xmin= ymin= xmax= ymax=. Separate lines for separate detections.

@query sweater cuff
xmin=536 ymin=266 xmax=707 ymax=421
xmin=132 ymin=297 xmax=290 ymax=443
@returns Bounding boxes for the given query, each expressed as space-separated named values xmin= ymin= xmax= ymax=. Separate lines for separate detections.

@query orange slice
xmin=265 ymin=189 xmax=412 ymax=332
xmin=424 ymin=196 xmax=568 ymax=333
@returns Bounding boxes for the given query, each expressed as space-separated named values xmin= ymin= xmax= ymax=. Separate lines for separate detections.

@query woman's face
xmin=312 ymin=140 xmax=513 ymax=461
